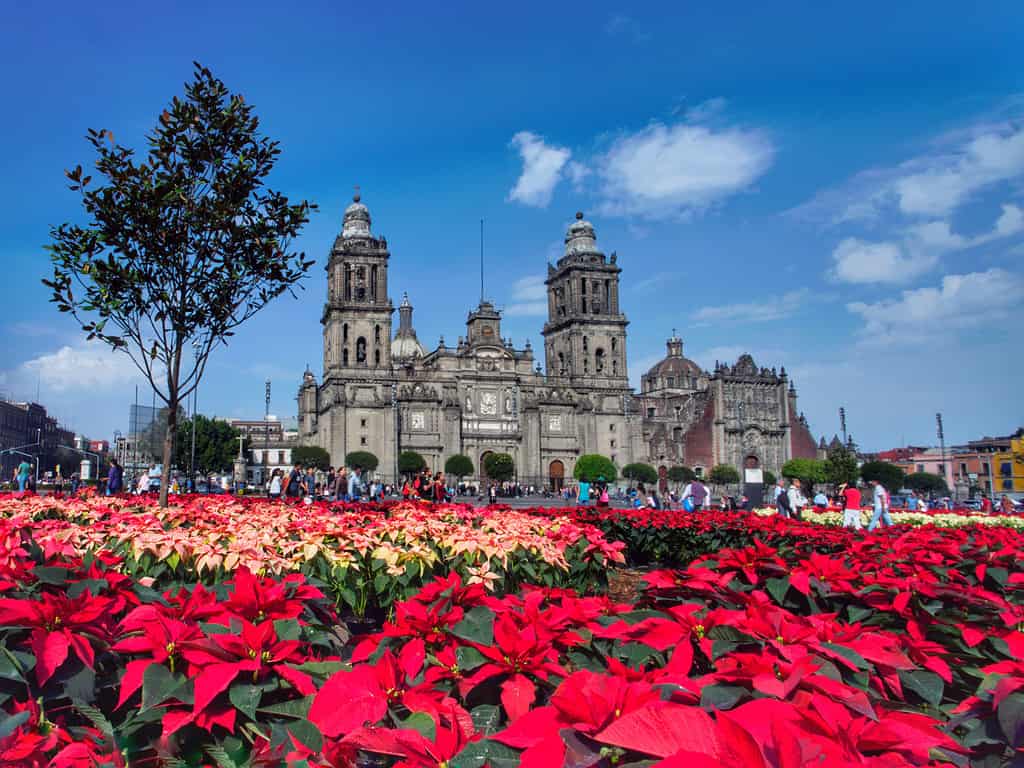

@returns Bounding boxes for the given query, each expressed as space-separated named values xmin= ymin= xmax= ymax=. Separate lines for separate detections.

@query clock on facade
xmin=549 ymin=415 xmax=562 ymax=431
xmin=411 ymin=412 xmax=425 ymax=430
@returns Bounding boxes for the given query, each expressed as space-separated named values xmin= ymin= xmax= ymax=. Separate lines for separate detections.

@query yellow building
xmin=992 ymin=431 xmax=1024 ymax=495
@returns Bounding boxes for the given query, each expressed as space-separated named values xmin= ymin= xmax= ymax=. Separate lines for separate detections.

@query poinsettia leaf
xmin=257 ymin=694 xmax=314 ymax=719
xmin=451 ymin=739 xmax=522 ymax=768
xmin=0 ymin=710 xmax=29 ymax=740
xmin=452 ymin=606 xmax=495 ymax=646
xmin=820 ymin=642 xmax=870 ymax=670
xmin=700 ymin=684 xmax=747 ymax=711
xmin=899 ymin=670 xmax=944 ymax=708
xmin=997 ymin=691 xmax=1024 ymax=749
xmin=399 ymin=711 xmax=437 ymax=742
xmin=594 ymin=702 xmax=720 ymax=759
xmin=32 ymin=566 xmax=71 ymax=585
xmin=284 ymin=718 xmax=322 ymax=751
xmin=457 ymin=646 xmax=487 ymax=672
xmin=228 ymin=682 xmax=263 ymax=720
xmin=471 ymin=704 xmax=502 ymax=736
xmin=308 ymin=666 xmax=387 ymax=738
xmin=273 ymin=618 xmax=302 ymax=641
xmin=765 ymin=576 xmax=790 ymax=605
xmin=500 ymin=674 xmax=536 ymax=722
xmin=141 ymin=664 xmax=189 ymax=711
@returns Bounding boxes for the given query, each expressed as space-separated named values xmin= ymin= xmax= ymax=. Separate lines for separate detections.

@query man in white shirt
xmin=867 ymin=480 xmax=893 ymax=531
xmin=787 ymin=479 xmax=807 ymax=520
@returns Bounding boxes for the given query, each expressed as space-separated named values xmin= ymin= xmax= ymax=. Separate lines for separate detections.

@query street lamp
xmin=391 ymin=382 xmax=399 ymax=486
xmin=190 ymin=340 xmax=200 ymax=486
xmin=936 ymin=413 xmax=950 ymax=502
xmin=264 ymin=380 xmax=271 ymax=492
xmin=839 ymin=407 xmax=847 ymax=446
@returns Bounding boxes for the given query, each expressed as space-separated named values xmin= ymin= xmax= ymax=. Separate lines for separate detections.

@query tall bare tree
xmin=45 ymin=63 xmax=316 ymax=506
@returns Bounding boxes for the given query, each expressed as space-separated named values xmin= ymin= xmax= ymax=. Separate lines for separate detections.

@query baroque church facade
xmin=297 ymin=194 xmax=817 ymax=487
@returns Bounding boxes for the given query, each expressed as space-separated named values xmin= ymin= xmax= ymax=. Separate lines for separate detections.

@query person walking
xmin=285 ymin=463 xmax=303 ymax=499
xmin=1000 ymin=494 xmax=1015 ymax=515
xmin=905 ymin=491 xmax=917 ymax=511
xmin=868 ymin=479 xmax=893 ymax=531
xmin=268 ymin=470 xmax=282 ymax=500
xmin=333 ymin=466 xmax=348 ymax=502
xmin=106 ymin=459 xmax=124 ymax=495
xmin=348 ymin=466 xmax=363 ymax=502
xmin=980 ymin=494 xmax=992 ymax=513
xmin=787 ymin=479 xmax=807 ymax=521
xmin=577 ymin=477 xmax=591 ymax=507
xmin=776 ymin=481 xmax=793 ymax=518
xmin=14 ymin=459 xmax=31 ymax=492
xmin=839 ymin=482 xmax=862 ymax=530
xmin=690 ymin=477 xmax=708 ymax=511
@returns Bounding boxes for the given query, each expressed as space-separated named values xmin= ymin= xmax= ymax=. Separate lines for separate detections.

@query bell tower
xmin=322 ymin=191 xmax=394 ymax=375
xmin=542 ymin=212 xmax=629 ymax=389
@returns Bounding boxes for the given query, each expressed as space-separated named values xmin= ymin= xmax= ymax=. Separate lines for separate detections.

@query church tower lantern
xmin=322 ymin=191 xmax=394 ymax=374
xmin=542 ymin=212 xmax=629 ymax=389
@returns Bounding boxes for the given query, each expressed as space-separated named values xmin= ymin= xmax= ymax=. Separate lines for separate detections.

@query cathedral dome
xmin=393 ymin=292 xmax=425 ymax=361
xmin=564 ymin=211 xmax=600 ymax=257
xmin=643 ymin=335 xmax=703 ymax=392
xmin=342 ymin=190 xmax=372 ymax=239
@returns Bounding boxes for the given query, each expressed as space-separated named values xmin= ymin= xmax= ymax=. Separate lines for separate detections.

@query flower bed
xmin=0 ymin=494 xmax=624 ymax=616
xmin=1 ymin=497 xmax=1020 ymax=766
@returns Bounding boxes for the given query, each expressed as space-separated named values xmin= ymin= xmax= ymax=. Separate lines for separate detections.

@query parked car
xmin=962 ymin=498 xmax=983 ymax=511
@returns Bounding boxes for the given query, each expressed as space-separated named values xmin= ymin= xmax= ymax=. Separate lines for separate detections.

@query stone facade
xmin=298 ymin=195 xmax=816 ymax=486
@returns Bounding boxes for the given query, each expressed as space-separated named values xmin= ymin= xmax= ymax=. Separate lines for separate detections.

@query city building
xmin=991 ymin=430 xmax=1024 ymax=496
xmin=298 ymin=195 xmax=817 ymax=487
xmin=0 ymin=398 xmax=75 ymax=479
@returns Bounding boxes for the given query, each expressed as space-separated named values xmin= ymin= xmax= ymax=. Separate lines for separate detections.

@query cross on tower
xmin=236 ymin=435 xmax=246 ymax=459
xmin=353 ymin=184 xmax=361 ymax=201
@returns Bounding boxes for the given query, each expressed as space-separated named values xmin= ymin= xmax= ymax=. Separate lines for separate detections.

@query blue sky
xmin=1 ymin=1 xmax=1022 ymax=450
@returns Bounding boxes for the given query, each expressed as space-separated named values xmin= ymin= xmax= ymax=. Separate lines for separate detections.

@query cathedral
xmin=297 ymin=193 xmax=818 ymax=488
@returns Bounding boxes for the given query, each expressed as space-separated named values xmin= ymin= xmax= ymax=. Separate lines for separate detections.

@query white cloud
xmin=684 ymin=97 xmax=728 ymax=123
xmin=996 ymin=203 xmax=1024 ymax=237
xmin=847 ymin=268 xmax=1023 ymax=345
xmin=829 ymin=238 xmax=938 ymax=284
xmin=893 ymin=124 xmax=1024 ymax=217
xmin=691 ymin=289 xmax=807 ymax=324
xmin=566 ymin=161 xmax=591 ymax=190
xmin=507 ymin=132 xmax=571 ymax=207
xmin=504 ymin=275 xmax=549 ymax=316
xmin=597 ymin=121 xmax=774 ymax=219
xmin=793 ymin=119 xmax=1024 ymax=224
xmin=19 ymin=340 xmax=140 ymax=392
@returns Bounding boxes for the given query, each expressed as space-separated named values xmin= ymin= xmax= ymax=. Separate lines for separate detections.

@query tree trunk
xmin=160 ymin=396 xmax=178 ymax=507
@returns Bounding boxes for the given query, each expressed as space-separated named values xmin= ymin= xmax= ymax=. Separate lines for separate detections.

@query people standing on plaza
xmin=1000 ymin=494 xmax=1015 ymax=515
xmin=813 ymin=489 xmax=829 ymax=510
xmin=333 ymin=466 xmax=348 ymax=502
xmin=775 ymin=481 xmax=792 ymax=518
xmin=839 ymin=481 xmax=862 ymax=530
xmin=285 ymin=463 xmax=303 ymax=499
xmin=690 ymin=477 xmax=707 ymax=511
xmin=302 ymin=467 xmax=316 ymax=499
xmin=980 ymin=494 xmax=992 ymax=513
xmin=14 ymin=459 xmax=31 ymax=492
xmin=905 ymin=491 xmax=917 ymax=511
xmin=488 ymin=483 xmax=497 ymax=505
xmin=787 ymin=479 xmax=807 ymax=520
xmin=432 ymin=472 xmax=447 ymax=503
xmin=347 ymin=465 xmax=363 ymax=501
xmin=867 ymin=479 xmax=893 ymax=531
xmin=268 ymin=470 xmax=282 ymax=499
xmin=577 ymin=477 xmax=591 ymax=507
xmin=106 ymin=459 xmax=124 ymax=495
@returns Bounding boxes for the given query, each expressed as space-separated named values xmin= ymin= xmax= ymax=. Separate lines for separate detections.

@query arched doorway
xmin=480 ymin=451 xmax=494 ymax=483
xmin=549 ymin=460 xmax=565 ymax=492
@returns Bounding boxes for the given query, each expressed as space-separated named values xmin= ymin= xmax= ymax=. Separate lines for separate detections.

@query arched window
xmin=356 ymin=337 xmax=367 ymax=363
xmin=558 ymin=352 xmax=566 ymax=375
xmin=612 ymin=359 xmax=618 ymax=375
xmin=374 ymin=325 xmax=381 ymax=343
xmin=611 ymin=337 xmax=617 ymax=352
xmin=343 ymin=348 xmax=349 ymax=366
xmin=374 ymin=349 xmax=381 ymax=366
xmin=343 ymin=323 xmax=349 ymax=342
xmin=595 ymin=348 xmax=605 ymax=373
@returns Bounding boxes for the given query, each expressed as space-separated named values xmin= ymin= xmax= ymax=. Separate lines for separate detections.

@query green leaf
xmin=257 ymin=695 xmax=314 ymax=719
xmin=470 ymin=704 xmax=501 ymax=736
xmin=274 ymin=619 xmax=301 ymax=641
xmin=700 ymin=684 xmax=747 ymax=711
xmin=141 ymin=664 xmax=189 ymax=711
xmin=765 ymin=576 xmax=790 ymax=605
xmin=400 ymin=711 xmax=437 ymax=742
xmin=284 ymin=719 xmax=322 ymax=751
xmin=32 ymin=566 xmax=71 ymax=585
xmin=228 ymin=682 xmax=263 ymax=720
xmin=820 ymin=642 xmax=870 ymax=670
xmin=0 ymin=710 xmax=30 ymax=740
xmin=455 ymin=646 xmax=487 ymax=672
xmin=898 ymin=670 xmax=944 ymax=708
xmin=997 ymin=690 xmax=1024 ymax=749
xmin=290 ymin=660 xmax=347 ymax=679
xmin=452 ymin=606 xmax=495 ymax=646
xmin=451 ymin=739 xmax=522 ymax=768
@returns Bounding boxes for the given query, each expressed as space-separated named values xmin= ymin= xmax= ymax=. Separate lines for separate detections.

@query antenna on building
xmin=479 ymin=218 xmax=485 ymax=304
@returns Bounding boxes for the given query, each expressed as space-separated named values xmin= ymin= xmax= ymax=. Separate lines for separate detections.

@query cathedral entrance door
xmin=549 ymin=460 xmax=565 ymax=492
xmin=480 ymin=451 xmax=494 ymax=484
xmin=744 ymin=455 xmax=760 ymax=469
xmin=658 ymin=465 xmax=668 ymax=494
